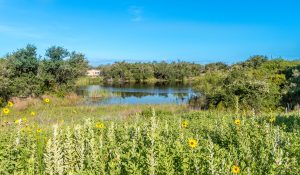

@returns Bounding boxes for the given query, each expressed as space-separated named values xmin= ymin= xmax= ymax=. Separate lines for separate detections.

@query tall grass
xmin=0 ymin=103 xmax=299 ymax=174
xmin=75 ymin=76 xmax=103 ymax=86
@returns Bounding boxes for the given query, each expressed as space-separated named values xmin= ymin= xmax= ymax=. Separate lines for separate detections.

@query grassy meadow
xmin=0 ymin=97 xmax=300 ymax=174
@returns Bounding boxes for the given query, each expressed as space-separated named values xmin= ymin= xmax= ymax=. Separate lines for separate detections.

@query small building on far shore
xmin=87 ymin=69 xmax=101 ymax=77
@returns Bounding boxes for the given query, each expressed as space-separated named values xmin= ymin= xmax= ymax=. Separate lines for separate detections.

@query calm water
xmin=76 ymin=83 xmax=198 ymax=105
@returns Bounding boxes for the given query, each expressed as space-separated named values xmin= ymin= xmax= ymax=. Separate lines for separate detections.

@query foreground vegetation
xmin=0 ymin=100 xmax=300 ymax=174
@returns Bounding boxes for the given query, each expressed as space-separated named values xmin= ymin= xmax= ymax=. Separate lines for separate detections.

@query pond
xmin=76 ymin=82 xmax=198 ymax=105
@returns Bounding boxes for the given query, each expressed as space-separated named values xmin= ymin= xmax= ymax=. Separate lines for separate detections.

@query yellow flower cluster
xmin=14 ymin=117 xmax=28 ymax=124
xmin=1 ymin=101 xmax=14 ymax=115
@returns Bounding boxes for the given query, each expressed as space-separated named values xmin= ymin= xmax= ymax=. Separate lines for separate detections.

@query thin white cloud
xmin=128 ymin=6 xmax=143 ymax=22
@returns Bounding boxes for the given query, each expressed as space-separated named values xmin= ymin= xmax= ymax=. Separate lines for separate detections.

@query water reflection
xmin=77 ymin=82 xmax=198 ymax=105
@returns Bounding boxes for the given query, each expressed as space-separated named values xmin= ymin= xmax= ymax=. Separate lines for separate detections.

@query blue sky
xmin=0 ymin=0 xmax=300 ymax=65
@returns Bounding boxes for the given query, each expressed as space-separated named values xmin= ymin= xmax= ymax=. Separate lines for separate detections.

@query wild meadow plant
xmin=0 ymin=105 xmax=299 ymax=174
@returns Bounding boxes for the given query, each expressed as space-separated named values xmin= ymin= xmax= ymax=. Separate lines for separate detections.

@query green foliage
xmin=283 ymin=65 xmax=300 ymax=109
xmin=204 ymin=62 xmax=229 ymax=72
xmin=40 ymin=47 xmax=89 ymax=94
xmin=99 ymin=61 xmax=203 ymax=82
xmin=0 ymin=59 xmax=12 ymax=104
xmin=195 ymin=56 xmax=300 ymax=111
xmin=238 ymin=55 xmax=268 ymax=69
xmin=45 ymin=46 xmax=69 ymax=62
xmin=2 ymin=45 xmax=42 ymax=98
xmin=0 ymin=45 xmax=89 ymax=102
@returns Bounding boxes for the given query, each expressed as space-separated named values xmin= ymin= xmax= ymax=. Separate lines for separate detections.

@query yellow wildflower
xmin=15 ymin=119 xmax=21 ymax=124
xmin=188 ymin=138 xmax=197 ymax=148
xmin=181 ymin=120 xmax=188 ymax=128
xmin=7 ymin=101 xmax=13 ymax=107
xmin=36 ymin=128 xmax=42 ymax=133
xmin=2 ymin=108 xmax=10 ymax=114
xmin=231 ymin=165 xmax=240 ymax=174
xmin=22 ymin=117 xmax=28 ymax=122
xmin=44 ymin=98 xmax=50 ymax=103
xmin=95 ymin=122 xmax=105 ymax=129
xmin=234 ymin=119 xmax=241 ymax=126
xmin=30 ymin=111 xmax=35 ymax=116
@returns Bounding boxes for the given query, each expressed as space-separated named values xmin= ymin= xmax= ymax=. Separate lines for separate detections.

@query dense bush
xmin=0 ymin=45 xmax=88 ymax=104
xmin=194 ymin=56 xmax=300 ymax=111
xmin=283 ymin=65 xmax=300 ymax=108
xmin=0 ymin=59 xmax=12 ymax=105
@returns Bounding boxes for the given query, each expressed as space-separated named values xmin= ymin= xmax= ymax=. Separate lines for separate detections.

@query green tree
xmin=0 ymin=59 xmax=12 ymax=105
xmin=204 ymin=62 xmax=229 ymax=72
xmin=0 ymin=45 xmax=88 ymax=101
xmin=239 ymin=55 xmax=268 ymax=69
xmin=40 ymin=46 xmax=89 ymax=94
xmin=4 ymin=44 xmax=42 ymax=97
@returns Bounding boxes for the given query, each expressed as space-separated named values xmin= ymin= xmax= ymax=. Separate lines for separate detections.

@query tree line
xmin=0 ymin=45 xmax=89 ymax=105
xmin=98 ymin=61 xmax=204 ymax=82
xmin=1 ymin=45 xmax=300 ymax=111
